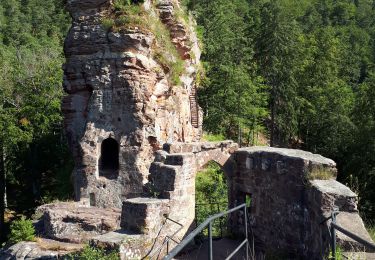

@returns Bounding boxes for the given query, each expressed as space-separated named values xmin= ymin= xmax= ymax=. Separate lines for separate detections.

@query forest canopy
xmin=186 ymin=0 xmax=375 ymax=222
xmin=0 ymin=0 xmax=374 ymax=243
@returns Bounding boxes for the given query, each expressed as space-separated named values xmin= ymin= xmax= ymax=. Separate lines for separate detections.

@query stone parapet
xmin=230 ymin=147 xmax=373 ymax=259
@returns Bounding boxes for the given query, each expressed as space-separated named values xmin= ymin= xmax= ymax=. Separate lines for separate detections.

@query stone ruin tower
xmin=2 ymin=0 xmax=375 ymax=259
xmin=62 ymin=0 xmax=203 ymax=208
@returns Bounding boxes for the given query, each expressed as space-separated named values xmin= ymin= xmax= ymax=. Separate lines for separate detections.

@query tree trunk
xmin=270 ymin=100 xmax=275 ymax=147
xmin=0 ymin=142 xmax=5 ymax=242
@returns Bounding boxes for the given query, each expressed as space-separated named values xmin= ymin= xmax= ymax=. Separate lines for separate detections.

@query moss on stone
xmin=101 ymin=0 xmax=185 ymax=86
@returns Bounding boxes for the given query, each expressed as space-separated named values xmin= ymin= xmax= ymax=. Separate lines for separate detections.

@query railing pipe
xmin=149 ymin=217 xmax=183 ymax=259
xmin=328 ymin=211 xmax=375 ymax=260
xmin=224 ymin=240 xmax=248 ymax=260
xmin=164 ymin=203 xmax=247 ymax=260
xmin=331 ymin=222 xmax=375 ymax=251
xmin=331 ymin=212 xmax=337 ymax=260
xmin=209 ymin=221 xmax=213 ymax=260
xmin=245 ymin=206 xmax=249 ymax=260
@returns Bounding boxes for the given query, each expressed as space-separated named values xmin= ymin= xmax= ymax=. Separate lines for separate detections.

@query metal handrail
xmin=149 ymin=217 xmax=184 ymax=259
xmin=329 ymin=211 xmax=375 ymax=260
xmin=164 ymin=203 xmax=249 ymax=260
xmin=195 ymin=201 xmax=229 ymax=238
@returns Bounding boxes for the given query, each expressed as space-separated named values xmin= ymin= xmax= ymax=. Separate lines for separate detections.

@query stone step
xmin=343 ymin=252 xmax=375 ymax=260
xmin=189 ymin=86 xmax=199 ymax=128
xmin=149 ymin=162 xmax=183 ymax=192
xmin=91 ymin=230 xmax=154 ymax=259
xmin=121 ymin=197 xmax=169 ymax=234
xmin=165 ymin=153 xmax=195 ymax=166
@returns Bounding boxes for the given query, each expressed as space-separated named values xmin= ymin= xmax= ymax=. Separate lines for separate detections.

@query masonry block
xmin=121 ymin=198 xmax=169 ymax=235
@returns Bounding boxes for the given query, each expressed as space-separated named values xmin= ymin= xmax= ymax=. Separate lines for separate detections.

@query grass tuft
xmin=368 ymin=225 xmax=375 ymax=241
xmin=307 ymin=167 xmax=335 ymax=180
xmin=101 ymin=0 xmax=185 ymax=86
xmin=202 ymin=132 xmax=226 ymax=142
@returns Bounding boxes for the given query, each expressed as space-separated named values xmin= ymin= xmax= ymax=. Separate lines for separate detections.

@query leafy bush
xmin=202 ymin=133 xmax=226 ymax=142
xmin=329 ymin=246 xmax=344 ymax=260
xmin=102 ymin=18 xmax=115 ymax=31
xmin=8 ymin=217 xmax=35 ymax=244
xmin=68 ymin=246 xmax=119 ymax=260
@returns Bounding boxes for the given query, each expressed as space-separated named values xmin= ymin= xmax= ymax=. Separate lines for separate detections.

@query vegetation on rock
xmin=101 ymin=0 xmax=185 ymax=85
xmin=8 ymin=217 xmax=35 ymax=244
xmin=68 ymin=246 xmax=119 ymax=260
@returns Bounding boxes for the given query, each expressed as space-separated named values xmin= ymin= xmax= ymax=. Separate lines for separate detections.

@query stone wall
xmin=118 ymin=141 xmax=237 ymax=258
xmin=229 ymin=147 xmax=373 ymax=259
xmin=62 ymin=0 xmax=203 ymax=208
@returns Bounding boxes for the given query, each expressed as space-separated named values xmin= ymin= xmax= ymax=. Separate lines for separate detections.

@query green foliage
xmin=202 ymin=133 xmax=226 ymax=142
xmin=187 ymin=0 xmax=375 ymax=221
xmin=104 ymin=0 xmax=184 ymax=86
xmin=328 ymin=246 xmax=344 ymax=260
xmin=149 ymin=14 xmax=184 ymax=86
xmin=102 ymin=18 xmax=115 ymax=31
xmin=8 ymin=217 xmax=35 ymax=244
xmin=188 ymin=0 xmax=268 ymax=142
xmin=195 ymin=162 xmax=228 ymax=236
xmin=0 ymin=0 xmax=72 ymax=243
xmin=68 ymin=246 xmax=119 ymax=260
xmin=368 ymin=226 xmax=375 ymax=242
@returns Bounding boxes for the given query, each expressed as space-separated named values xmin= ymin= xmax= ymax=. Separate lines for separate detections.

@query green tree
xmin=189 ymin=0 xmax=268 ymax=143
xmin=254 ymin=1 xmax=302 ymax=146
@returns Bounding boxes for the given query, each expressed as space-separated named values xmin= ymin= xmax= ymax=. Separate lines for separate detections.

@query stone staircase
xmin=91 ymin=151 xmax=196 ymax=259
xmin=189 ymin=86 xmax=199 ymax=128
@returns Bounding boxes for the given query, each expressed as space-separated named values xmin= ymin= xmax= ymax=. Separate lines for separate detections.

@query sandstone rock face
xmin=62 ymin=0 xmax=203 ymax=208
xmin=36 ymin=202 xmax=121 ymax=243
xmin=0 ymin=239 xmax=84 ymax=260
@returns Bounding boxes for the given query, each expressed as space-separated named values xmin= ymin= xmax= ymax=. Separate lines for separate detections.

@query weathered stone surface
xmin=307 ymin=180 xmax=367 ymax=258
xmin=238 ymin=146 xmax=336 ymax=167
xmin=63 ymin=0 xmax=203 ymax=208
xmin=343 ymin=251 xmax=375 ymax=259
xmin=310 ymin=180 xmax=358 ymax=213
xmin=336 ymin=212 xmax=375 ymax=252
xmin=0 ymin=238 xmax=83 ymax=260
xmin=229 ymin=147 xmax=367 ymax=259
xmin=121 ymin=198 xmax=169 ymax=234
xmin=36 ymin=202 xmax=121 ymax=243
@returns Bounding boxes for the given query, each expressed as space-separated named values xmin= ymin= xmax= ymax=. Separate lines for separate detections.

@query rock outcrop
xmin=62 ymin=0 xmax=203 ymax=208
xmin=35 ymin=202 xmax=121 ymax=243
xmin=0 ymin=238 xmax=84 ymax=260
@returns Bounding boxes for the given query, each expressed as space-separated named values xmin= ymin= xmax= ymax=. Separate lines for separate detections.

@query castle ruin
xmin=1 ymin=0 xmax=374 ymax=259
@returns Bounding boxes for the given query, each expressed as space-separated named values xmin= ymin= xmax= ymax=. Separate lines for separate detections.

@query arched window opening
xmin=99 ymin=138 xmax=119 ymax=178
xmin=195 ymin=161 xmax=228 ymax=238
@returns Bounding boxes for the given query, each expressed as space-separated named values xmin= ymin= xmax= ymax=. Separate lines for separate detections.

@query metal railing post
xmin=331 ymin=212 xmax=337 ymax=260
xmin=164 ymin=204 xmax=248 ymax=260
xmin=244 ymin=207 xmax=249 ymax=260
xmin=209 ymin=221 xmax=213 ymax=260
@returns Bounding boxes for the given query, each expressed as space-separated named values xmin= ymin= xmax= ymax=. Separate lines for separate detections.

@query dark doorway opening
xmin=99 ymin=138 xmax=119 ymax=179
